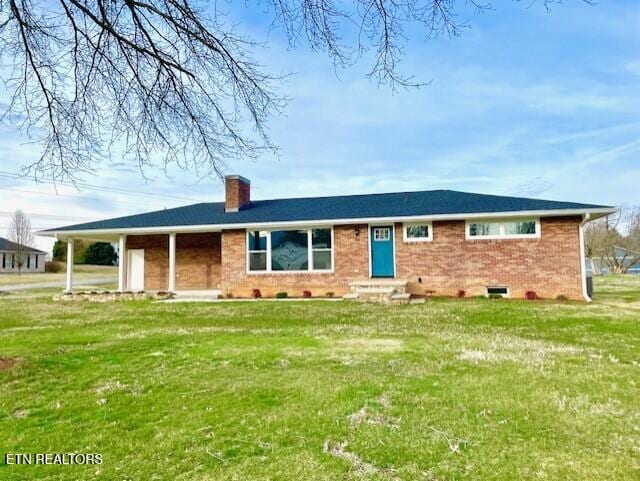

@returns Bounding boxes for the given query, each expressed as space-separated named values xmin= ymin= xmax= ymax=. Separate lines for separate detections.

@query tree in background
xmin=52 ymin=239 xmax=89 ymax=263
xmin=83 ymin=243 xmax=117 ymax=266
xmin=52 ymin=240 xmax=66 ymax=262
xmin=585 ymin=206 xmax=640 ymax=274
xmin=0 ymin=1 xmax=596 ymax=181
xmin=7 ymin=209 xmax=34 ymax=274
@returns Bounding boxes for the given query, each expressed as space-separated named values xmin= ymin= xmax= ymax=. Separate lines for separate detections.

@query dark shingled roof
xmin=0 ymin=236 xmax=46 ymax=254
xmin=45 ymin=189 xmax=611 ymax=232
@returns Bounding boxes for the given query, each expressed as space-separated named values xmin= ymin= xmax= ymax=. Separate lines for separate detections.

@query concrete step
xmin=391 ymin=293 xmax=411 ymax=300
xmin=342 ymin=293 xmax=359 ymax=300
xmin=354 ymin=286 xmax=398 ymax=295
xmin=391 ymin=293 xmax=411 ymax=304
xmin=349 ymin=279 xmax=408 ymax=288
xmin=168 ymin=290 xmax=222 ymax=302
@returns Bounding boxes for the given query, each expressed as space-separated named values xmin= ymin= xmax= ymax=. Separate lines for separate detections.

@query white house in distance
xmin=0 ymin=237 xmax=46 ymax=273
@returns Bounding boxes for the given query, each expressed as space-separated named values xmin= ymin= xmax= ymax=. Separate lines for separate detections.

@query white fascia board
xmin=38 ymin=207 xmax=616 ymax=237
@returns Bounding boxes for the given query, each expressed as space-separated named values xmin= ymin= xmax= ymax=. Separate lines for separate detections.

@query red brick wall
xmin=176 ymin=233 xmax=221 ymax=289
xmin=126 ymin=233 xmax=221 ymax=290
xmin=129 ymin=216 xmax=584 ymax=299
xmin=126 ymin=234 xmax=168 ymax=290
xmin=395 ymin=216 xmax=583 ymax=299
xmin=220 ymin=225 xmax=369 ymax=297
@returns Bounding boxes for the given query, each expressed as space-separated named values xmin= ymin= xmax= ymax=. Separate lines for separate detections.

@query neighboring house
xmin=590 ymin=246 xmax=640 ymax=275
xmin=0 ymin=237 xmax=46 ymax=273
xmin=41 ymin=176 xmax=614 ymax=300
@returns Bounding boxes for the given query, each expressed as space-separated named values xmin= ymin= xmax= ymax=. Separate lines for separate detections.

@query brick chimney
xmin=225 ymin=175 xmax=251 ymax=212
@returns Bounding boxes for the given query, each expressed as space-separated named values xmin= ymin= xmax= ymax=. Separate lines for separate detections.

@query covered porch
xmin=60 ymin=231 xmax=222 ymax=294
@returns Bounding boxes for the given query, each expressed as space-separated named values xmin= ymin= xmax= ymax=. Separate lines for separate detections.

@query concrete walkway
xmin=0 ymin=277 xmax=117 ymax=292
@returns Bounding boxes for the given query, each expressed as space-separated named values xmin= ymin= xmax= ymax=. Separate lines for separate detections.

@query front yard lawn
xmin=1 ymin=276 xmax=639 ymax=480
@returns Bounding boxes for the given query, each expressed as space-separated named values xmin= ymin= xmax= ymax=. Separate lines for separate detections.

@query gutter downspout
xmin=579 ymin=213 xmax=591 ymax=302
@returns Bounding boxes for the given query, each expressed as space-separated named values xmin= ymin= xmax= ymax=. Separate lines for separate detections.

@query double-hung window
xmin=247 ymin=228 xmax=333 ymax=272
xmin=466 ymin=219 xmax=540 ymax=239
xmin=247 ymin=230 xmax=268 ymax=271
xmin=311 ymin=229 xmax=332 ymax=270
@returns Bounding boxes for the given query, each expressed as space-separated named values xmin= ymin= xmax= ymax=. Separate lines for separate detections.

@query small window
xmin=486 ymin=286 xmax=509 ymax=298
xmin=467 ymin=219 xmax=539 ymax=239
xmin=35 ymin=255 xmax=38 ymax=269
xmin=403 ymin=223 xmax=432 ymax=242
xmin=373 ymin=227 xmax=391 ymax=241
xmin=27 ymin=255 xmax=31 ymax=269
xmin=2 ymin=253 xmax=5 ymax=269
xmin=504 ymin=220 xmax=536 ymax=235
xmin=469 ymin=222 xmax=500 ymax=237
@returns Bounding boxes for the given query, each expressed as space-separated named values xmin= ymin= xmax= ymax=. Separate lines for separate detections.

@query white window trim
xmin=402 ymin=222 xmax=433 ymax=242
xmin=486 ymin=286 xmax=510 ymax=298
xmin=373 ymin=227 xmax=391 ymax=241
xmin=465 ymin=218 xmax=541 ymax=240
xmin=245 ymin=227 xmax=335 ymax=274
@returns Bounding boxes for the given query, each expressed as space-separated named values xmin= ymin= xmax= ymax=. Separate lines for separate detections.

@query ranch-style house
xmin=41 ymin=176 xmax=614 ymax=301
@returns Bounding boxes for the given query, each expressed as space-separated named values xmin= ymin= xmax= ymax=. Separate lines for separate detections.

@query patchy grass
xmin=0 ymin=265 xmax=117 ymax=286
xmin=0 ymin=276 xmax=638 ymax=480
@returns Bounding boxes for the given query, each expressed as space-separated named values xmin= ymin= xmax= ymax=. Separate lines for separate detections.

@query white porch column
xmin=118 ymin=234 xmax=127 ymax=292
xmin=168 ymin=233 xmax=176 ymax=292
xmin=65 ymin=239 xmax=74 ymax=293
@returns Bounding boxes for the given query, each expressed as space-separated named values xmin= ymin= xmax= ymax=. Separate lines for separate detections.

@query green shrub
xmin=556 ymin=295 xmax=569 ymax=302
xmin=276 ymin=292 xmax=288 ymax=299
xmin=325 ymin=292 xmax=335 ymax=298
xmin=45 ymin=261 xmax=63 ymax=273
xmin=83 ymin=242 xmax=117 ymax=265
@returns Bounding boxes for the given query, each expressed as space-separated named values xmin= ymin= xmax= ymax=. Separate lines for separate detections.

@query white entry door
xmin=127 ymin=249 xmax=145 ymax=291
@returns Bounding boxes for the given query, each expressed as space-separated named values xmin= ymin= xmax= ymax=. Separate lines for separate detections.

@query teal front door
xmin=370 ymin=226 xmax=394 ymax=277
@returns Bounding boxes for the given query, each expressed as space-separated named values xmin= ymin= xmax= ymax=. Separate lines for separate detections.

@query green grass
xmin=0 ymin=265 xmax=117 ymax=286
xmin=1 ymin=276 xmax=639 ymax=480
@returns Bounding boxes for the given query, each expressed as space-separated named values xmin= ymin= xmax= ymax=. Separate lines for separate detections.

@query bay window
xmin=246 ymin=228 xmax=333 ymax=273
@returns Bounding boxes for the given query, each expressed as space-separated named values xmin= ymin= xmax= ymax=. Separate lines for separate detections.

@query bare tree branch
xmin=0 ymin=1 xmax=596 ymax=181
xmin=7 ymin=209 xmax=35 ymax=274
xmin=585 ymin=206 xmax=640 ymax=274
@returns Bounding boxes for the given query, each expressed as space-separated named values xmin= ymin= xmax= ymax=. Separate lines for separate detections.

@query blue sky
xmin=1 ymin=1 xmax=639 ymax=251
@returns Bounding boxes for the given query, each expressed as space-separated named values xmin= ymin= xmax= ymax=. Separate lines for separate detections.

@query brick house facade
xmin=119 ymin=216 xmax=583 ymax=299
xmin=44 ymin=176 xmax=612 ymax=300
